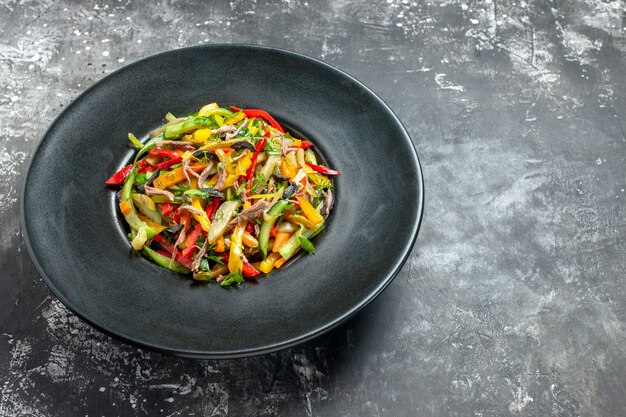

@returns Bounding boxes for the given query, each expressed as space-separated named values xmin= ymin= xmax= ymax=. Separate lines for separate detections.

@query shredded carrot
xmin=273 ymin=257 xmax=287 ymax=269
xmin=272 ymin=231 xmax=292 ymax=253
xmin=119 ymin=200 xmax=132 ymax=215
xmin=215 ymin=235 xmax=225 ymax=252
xmin=242 ymin=231 xmax=259 ymax=248
xmin=153 ymin=163 xmax=205 ymax=189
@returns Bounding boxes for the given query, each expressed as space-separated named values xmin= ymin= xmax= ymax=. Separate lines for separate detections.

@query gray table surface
xmin=1 ymin=1 xmax=625 ymax=416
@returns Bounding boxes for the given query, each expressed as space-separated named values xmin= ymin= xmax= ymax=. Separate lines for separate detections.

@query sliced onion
xmin=276 ymin=221 xmax=298 ymax=233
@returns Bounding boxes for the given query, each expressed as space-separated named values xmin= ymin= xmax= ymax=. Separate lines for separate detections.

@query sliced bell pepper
xmin=242 ymin=231 xmax=259 ymax=248
xmin=242 ymin=262 xmax=261 ymax=277
xmin=172 ymin=208 xmax=181 ymax=223
xmin=106 ymin=164 xmax=134 ymax=185
xmin=297 ymin=196 xmax=324 ymax=225
xmin=119 ymin=199 xmax=132 ymax=215
xmin=192 ymin=128 xmax=212 ymax=143
xmin=242 ymin=109 xmax=285 ymax=133
xmin=273 ymin=256 xmax=288 ymax=269
xmin=224 ymin=112 xmax=246 ymax=126
xmin=259 ymin=252 xmax=282 ymax=274
xmin=245 ymin=138 xmax=267 ymax=187
xmin=161 ymin=202 xmax=175 ymax=216
xmin=205 ymin=198 xmax=221 ymax=221
xmin=152 ymin=235 xmax=193 ymax=269
xmin=305 ymin=162 xmax=342 ymax=176
xmin=235 ymin=153 xmax=253 ymax=176
xmin=215 ymin=235 xmax=226 ymax=252
xmin=181 ymin=224 xmax=203 ymax=257
xmin=148 ymin=148 xmax=180 ymax=159
xmin=136 ymin=214 xmax=166 ymax=234
xmin=136 ymin=159 xmax=152 ymax=174
xmin=272 ymin=231 xmax=292 ymax=253
xmin=280 ymin=159 xmax=298 ymax=180
xmin=228 ymin=222 xmax=246 ymax=274
xmin=153 ymin=155 xmax=183 ymax=171
xmin=220 ymin=253 xmax=261 ymax=277
xmin=291 ymin=140 xmax=314 ymax=149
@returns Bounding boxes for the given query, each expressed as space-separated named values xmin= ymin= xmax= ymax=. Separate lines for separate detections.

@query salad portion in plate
xmin=106 ymin=102 xmax=340 ymax=286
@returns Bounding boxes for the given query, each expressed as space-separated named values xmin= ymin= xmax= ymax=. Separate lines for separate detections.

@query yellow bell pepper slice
xmin=192 ymin=128 xmax=212 ymax=143
xmin=191 ymin=198 xmax=211 ymax=232
xmin=248 ymin=121 xmax=259 ymax=136
xmin=235 ymin=153 xmax=252 ymax=176
xmin=224 ymin=174 xmax=239 ymax=188
xmin=247 ymin=193 xmax=278 ymax=199
xmin=280 ymin=159 xmax=298 ymax=180
xmin=297 ymin=196 xmax=324 ymax=225
xmin=259 ymin=252 xmax=282 ymax=274
xmin=136 ymin=214 xmax=167 ymax=234
xmin=224 ymin=112 xmax=245 ymax=125
xmin=228 ymin=223 xmax=246 ymax=273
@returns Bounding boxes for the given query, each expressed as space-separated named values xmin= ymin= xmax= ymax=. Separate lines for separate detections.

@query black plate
xmin=21 ymin=45 xmax=424 ymax=358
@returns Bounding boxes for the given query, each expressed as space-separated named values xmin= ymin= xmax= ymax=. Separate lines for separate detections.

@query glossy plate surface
xmin=22 ymin=45 xmax=424 ymax=358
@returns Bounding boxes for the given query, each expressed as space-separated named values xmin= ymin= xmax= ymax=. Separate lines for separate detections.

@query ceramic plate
xmin=22 ymin=45 xmax=423 ymax=358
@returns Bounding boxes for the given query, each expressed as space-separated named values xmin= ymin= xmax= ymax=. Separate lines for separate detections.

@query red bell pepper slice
xmin=291 ymin=140 xmax=313 ymax=149
xmin=205 ymin=198 xmax=221 ymax=221
xmin=245 ymin=222 xmax=254 ymax=234
xmin=242 ymin=109 xmax=284 ymax=133
xmin=172 ymin=209 xmax=181 ymax=223
xmin=155 ymin=249 xmax=172 ymax=258
xmin=161 ymin=202 xmax=175 ymax=216
xmin=220 ymin=253 xmax=261 ymax=277
xmin=105 ymin=164 xmax=134 ymax=185
xmin=230 ymin=105 xmax=240 ymax=112
xmin=137 ymin=159 xmax=152 ymax=173
xmin=181 ymin=224 xmax=203 ymax=258
xmin=153 ymin=156 xmax=182 ymax=170
xmin=148 ymin=148 xmax=182 ymax=170
xmin=305 ymin=162 xmax=342 ymax=176
xmin=242 ymin=262 xmax=261 ymax=277
xmin=149 ymin=148 xmax=179 ymax=159
xmin=152 ymin=235 xmax=193 ymax=269
xmin=245 ymin=138 xmax=268 ymax=191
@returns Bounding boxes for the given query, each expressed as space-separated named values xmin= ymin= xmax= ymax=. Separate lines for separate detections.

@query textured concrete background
xmin=1 ymin=0 xmax=625 ymax=416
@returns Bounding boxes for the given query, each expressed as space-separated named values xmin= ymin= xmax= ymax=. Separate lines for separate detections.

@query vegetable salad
xmin=106 ymin=103 xmax=340 ymax=286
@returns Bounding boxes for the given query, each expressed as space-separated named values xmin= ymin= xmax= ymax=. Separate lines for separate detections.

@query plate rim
xmin=20 ymin=44 xmax=425 ymax=359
